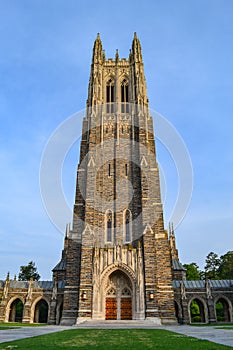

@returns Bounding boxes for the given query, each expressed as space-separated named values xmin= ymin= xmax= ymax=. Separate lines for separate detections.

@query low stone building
xmin=174 ymin=279 xmax=233 ymax=324
xmin=0 ymin=34 xmax=232 ymax=325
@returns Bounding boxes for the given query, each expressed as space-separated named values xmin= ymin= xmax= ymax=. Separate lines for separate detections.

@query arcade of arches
xmin=174 ymin=295 xmax=232 ymax=324
xmin=5 ymin=297 xmax=49 ymax=324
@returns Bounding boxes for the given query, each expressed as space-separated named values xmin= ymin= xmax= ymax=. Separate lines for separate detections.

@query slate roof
xmin=52 ymin=258 xmax=66 ymax=271
xmin=9 ymin=281 xmax=28 ymax=288
xmin=172 ymin=259 xmax=186 ymax=271
xmin=209 ymin=280 xmax=233 ymax=288
xmin=0 ymin=280 xmax=65 ymax=289
xmin=34 ymin=281 xmax=53 ymax=289
xmin=173 ymin=280 xmax=233 ymax=289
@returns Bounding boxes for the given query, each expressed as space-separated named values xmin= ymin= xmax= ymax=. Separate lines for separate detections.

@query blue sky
xmin=0 ymin=0 xmax=233 ymax=279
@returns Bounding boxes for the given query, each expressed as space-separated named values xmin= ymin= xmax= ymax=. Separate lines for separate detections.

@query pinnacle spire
xmin=92 ymin=33 xmax=104 ymax=64
xmin=65 ymin=223 xmax=69 ymax=238
xmin=132 ymin=32 xmax=142 ymax=62
xmin=115 ymin=48 xmax=119 ymax=62
xmin=169 ymin=222 xmax=179 ymax=260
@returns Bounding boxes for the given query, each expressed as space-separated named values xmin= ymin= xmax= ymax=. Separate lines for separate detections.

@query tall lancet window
xmin=121 ymin=79 xmax=129 ymax=113
xmin=106 ymin=79 xmax=114 ymax=113
xmin=106 ymin=210 xmax=113 ymax=242
xmin=124 ymin=209 xmax=131 ymax=243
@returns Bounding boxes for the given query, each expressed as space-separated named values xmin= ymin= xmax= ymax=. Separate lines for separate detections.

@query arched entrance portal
xmin=105 ymin=270 xmax=132 ymax=320
xmin=34 ymin=299 xmax=48 ymax=323
xmin=9 ymin=298 xmax=24 ymax=322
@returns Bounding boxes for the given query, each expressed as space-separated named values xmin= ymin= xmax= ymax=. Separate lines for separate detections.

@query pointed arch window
xmin=121 ymin=79 xmax=129 ymax=113
xmin=125 ymin=164 xmax=128 ymax=176
xmin=106 ymin=79 xmax=115 ymax=113
xmin=124 ymin=209 xmax=132 ymax=243
xmin=106 ymin=210 xmax=113 ymax=242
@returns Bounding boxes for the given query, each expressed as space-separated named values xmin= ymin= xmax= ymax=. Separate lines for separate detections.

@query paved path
xmin=0 ymin=322 xmax=233 ymax=348
xmin=0 ymin=325 xmax=72 ymax=344
xmin=165 ymin=325 xmax=233 ymax=348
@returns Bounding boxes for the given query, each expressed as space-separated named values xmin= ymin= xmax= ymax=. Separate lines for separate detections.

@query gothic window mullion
xmin=121 ymin=79 xmax=129 ymax=113
xmin=125 ymin=209 xmax=131 ymax=243
xmin=106 ymin=79 xmax=115 ymax=113
xmin=106 ymin=211 xmax=113 ymax=242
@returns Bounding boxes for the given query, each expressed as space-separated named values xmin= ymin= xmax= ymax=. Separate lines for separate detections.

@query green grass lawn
xmin=191 ymin=323 xmax=233 ymax=327
xmin=0 ymin=327 xmax=15 ymax=330
xmin=0 ymin=322 xmax=46 ymax=328
xmin=0 ymin=329 xmax=231 ymax=350
xmin=216 ymin=327 xmax=233 ymax=330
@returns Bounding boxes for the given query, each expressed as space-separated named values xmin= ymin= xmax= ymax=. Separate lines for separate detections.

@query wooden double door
xmin=106 ymin=296 xmax=132 ymax=320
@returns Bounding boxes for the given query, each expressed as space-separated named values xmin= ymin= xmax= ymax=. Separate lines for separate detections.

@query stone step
xmin=74 ymin=319 xmax=163 ymax=328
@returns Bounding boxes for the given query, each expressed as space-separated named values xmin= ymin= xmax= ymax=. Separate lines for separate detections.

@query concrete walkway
xmin=0 ymin=325 xmax=73 ymax=344
xmin=165 ymin=325 xmax=233 ymax=348
xmin=0 ymin=322 xmax=233 ymax=348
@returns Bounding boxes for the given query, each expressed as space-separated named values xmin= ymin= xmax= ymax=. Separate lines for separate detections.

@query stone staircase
xmin=74 ymin=319 xmax=163 ymax=329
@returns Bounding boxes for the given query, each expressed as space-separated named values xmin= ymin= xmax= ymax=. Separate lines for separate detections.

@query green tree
xmin=18 ymin=261 xmax=40 ymax=281
xmin=183 ymin=263 xmax=201 ymax=280
xmin=218 ymin=251 xmax=233 ymax=279
xmin=204 ymin=251 xmax=220 ymax=279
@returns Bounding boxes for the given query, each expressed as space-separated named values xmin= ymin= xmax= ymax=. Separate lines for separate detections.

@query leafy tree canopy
xmin=18 ymin=261 xmax=40 ymax=281
xmin=184 ymin=251 xmax=233 ymax=280
xmin=183 ymin=263 xmax=201 ymax=280
xmin=218 ymin=251 xmax=233 ymax=279
xmin=204 ymin=251 xmax=220 ymax=279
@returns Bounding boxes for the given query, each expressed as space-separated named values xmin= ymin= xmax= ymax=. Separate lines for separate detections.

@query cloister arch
xmin=189 ymin=298 xmax=207 ymax=323
xmin=215 ymin=297 xmax=231 ymax=322
xmin=8 ymin=298 xmax=24 ymax=323
xmin=34 ymin=299 xmax=48 ymax=323
xmin=31 ymin=297 xmax=49 ymax=324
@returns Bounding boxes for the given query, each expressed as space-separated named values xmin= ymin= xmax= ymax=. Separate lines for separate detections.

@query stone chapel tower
xmin=58 ymin=33 xmax=176 ymax=325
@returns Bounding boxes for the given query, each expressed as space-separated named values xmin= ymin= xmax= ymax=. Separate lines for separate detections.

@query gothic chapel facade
xmin=1 ymin=34 xmax=233 ymax=325
xmin=59 ymin=32 xmax=176 ymax=324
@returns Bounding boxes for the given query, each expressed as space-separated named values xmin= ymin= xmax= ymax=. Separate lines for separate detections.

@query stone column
xmin=22 ymin=279 xmax=33 ymax=323
xmin=181 ymin=300 xmax=190 ymax=324
xmin=48 ymin=281 xmax=58 ymax=325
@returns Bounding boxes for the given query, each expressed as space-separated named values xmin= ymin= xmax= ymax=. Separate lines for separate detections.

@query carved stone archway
xmin=30 ymin=296 xmax=50 ymax=324
xmin=5 ymin=296 xmax=24 ymax=323
xmin=8 ymin=298 xmax=24 ymax=322
xmin=34 ymin=299 xmax=48 ymax=323
xmin=92 ymin=261 xmax=145 ymax=320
